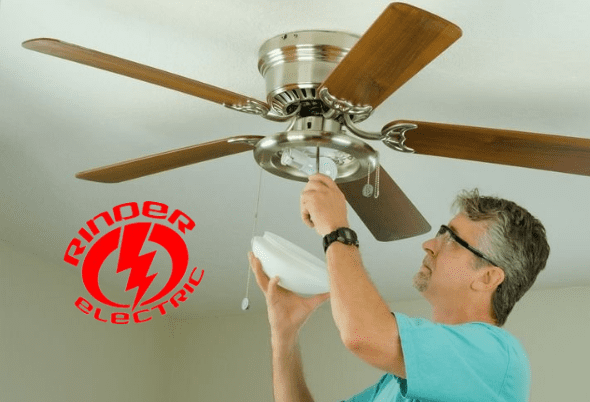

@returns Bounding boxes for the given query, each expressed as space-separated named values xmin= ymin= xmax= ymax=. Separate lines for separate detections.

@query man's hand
xmin=300 ymin=174 xmax=349 ymax=236
xmin=249 ymin=252 xmax=329 ymax=343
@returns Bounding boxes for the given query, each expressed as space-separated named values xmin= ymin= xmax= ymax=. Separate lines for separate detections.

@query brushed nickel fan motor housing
xmin=258 ymin=30 xmax=359 ymax=117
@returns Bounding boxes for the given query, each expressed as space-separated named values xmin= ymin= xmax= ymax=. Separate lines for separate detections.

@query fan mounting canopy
xmin=258 ymin=30 xmax=359 ymax=117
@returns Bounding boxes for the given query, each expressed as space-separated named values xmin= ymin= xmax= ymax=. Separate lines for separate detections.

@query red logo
xmin=64 ymin=201 xmax=204 ymax=324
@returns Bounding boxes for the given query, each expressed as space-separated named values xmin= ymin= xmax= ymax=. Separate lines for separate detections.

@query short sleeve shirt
xmin=343 ymin=312 xmax=530 ymax=401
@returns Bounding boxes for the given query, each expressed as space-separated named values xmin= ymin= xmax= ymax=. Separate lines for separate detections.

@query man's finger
xmin=268 ymin=276 xmax=280 ymax=291
xmin=302 ymin=178 xmax=331 ymax=194
xmin=308 ymin=173 xmax=338 ymax=189
xmin=300 ymin=191 xmax=315 ymax=228
xmin=249 ymin=252 xmax=270 ymax=292
xmin=300 ymin=207 xmax=315 ymax=228
xmin=266 ymin=276 xmax=283 ymax=300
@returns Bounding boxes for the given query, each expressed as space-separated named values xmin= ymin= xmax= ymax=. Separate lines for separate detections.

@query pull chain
xmin=362 ymin=163 xmax=380 ymax=198
xmin=242 ymin=167 xmax=264 ymax=311
xmin=373 ymin=164 xmax=380 ymax=199
xmin=362 ymin=164 xmax=374 ymax=197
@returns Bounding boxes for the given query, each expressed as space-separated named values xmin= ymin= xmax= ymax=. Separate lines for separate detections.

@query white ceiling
xmin=1 ymin=0 xmax=589 ymax=318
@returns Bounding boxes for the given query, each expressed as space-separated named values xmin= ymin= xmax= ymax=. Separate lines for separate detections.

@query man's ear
xmin=472 ymin=267 xmax=505 ymax=292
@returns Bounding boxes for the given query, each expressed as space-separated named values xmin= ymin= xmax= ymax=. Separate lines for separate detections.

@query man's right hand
xmin=248 ymin=252 xmax=330 ymax=344
xmin=250 ymin=252 xmax=325 ymax=401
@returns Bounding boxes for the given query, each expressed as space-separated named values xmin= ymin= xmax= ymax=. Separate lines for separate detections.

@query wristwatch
xmin=323 ymin=227 xmax=359 ymax=253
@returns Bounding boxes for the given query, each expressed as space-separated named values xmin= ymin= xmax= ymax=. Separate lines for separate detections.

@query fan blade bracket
xmin=381 ymin=122 xmax=418 ymax=153
xmin=336 ymin=110 xmax=418 ymax=152
xmin=227 ymin=136 xmax=264 ymax=147
xmin=224 ymin=99 xmax=302 ymax=122
xmin=342 ymin=113 xmax=384 ymax=141
xmin=319 ymin=87 xmax=387 ymax=142
xmin=223 ymin=99 xmax=270 ymax=116
xmin=319 ymin=87 xmax=373 ymax=120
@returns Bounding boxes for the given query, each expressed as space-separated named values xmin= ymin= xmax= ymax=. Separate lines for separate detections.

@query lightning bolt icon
xmin=116 ymin=222 xmax=158 ymax=310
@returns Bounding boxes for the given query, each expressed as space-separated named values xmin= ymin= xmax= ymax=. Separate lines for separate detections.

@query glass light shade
xmin=252 ymin=232 xmax=329 ymax=295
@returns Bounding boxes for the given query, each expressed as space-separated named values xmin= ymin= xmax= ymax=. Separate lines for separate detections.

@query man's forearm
xmin=326 ymin=242 xmax=394 ymax=341
xmin=271 ymin=333 xmax=314 ymax=402
xmin=325 ymin=242 xmax=405 ymax=377
xmin=298 ymin=174 xmax=404 ymax=377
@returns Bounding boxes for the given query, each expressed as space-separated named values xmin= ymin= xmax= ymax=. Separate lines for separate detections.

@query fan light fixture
xmin=252 ymin=232 xmax=329 ymax=295
xmin=253 ymin=115 xmax=380 ymax=183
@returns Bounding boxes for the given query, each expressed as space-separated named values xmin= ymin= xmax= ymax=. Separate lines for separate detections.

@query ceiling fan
xmin=22 ymin=3 xmax=590 ymax=242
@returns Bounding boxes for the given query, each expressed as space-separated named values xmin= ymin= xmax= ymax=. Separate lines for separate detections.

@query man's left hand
xmin=300 ymin=173 xmax=349 ymax=236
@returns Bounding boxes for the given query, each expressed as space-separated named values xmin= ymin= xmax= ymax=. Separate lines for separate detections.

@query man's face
xmin=414 ymin=213 xmax=489 ymax=300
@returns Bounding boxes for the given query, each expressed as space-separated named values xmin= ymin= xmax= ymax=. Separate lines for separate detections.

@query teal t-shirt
xmin=343 ymin=312 xmax=530 ymax=402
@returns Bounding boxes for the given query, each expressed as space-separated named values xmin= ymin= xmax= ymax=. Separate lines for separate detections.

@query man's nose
xmin=422 ymin=236 xmax=437 ymax=256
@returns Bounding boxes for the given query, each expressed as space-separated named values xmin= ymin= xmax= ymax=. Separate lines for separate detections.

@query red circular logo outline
xmin=81 ymin=222 xmax=188 ymax=310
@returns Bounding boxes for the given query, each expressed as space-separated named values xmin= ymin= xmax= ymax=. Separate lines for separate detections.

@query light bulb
xmin=280 ymin=148 xmax=338 ymax=180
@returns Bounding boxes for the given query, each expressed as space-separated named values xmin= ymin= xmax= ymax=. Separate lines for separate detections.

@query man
xmin=249 ymin=174 xmax=549 ymax=401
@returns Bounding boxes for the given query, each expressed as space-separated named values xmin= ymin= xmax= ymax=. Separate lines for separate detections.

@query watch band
xmin=323 ymin=227 xmax=359 ymax=253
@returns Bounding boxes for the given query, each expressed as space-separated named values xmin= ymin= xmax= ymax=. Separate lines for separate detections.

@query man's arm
xmin=326 ymin=242 xmax=406 ymax=378
xmin=300 ymin=174 xmax=406 ymax=378
xmin=249 ymin=253 xmax=329 ymax=402
xmin=271 ymin=330 xmax=313 ymax=402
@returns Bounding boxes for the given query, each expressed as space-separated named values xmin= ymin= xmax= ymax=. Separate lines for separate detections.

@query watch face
xmin=338 ymin=228 xmax=356 ymax=242
xmin=324 ymin=228 xmax=359 ymax=252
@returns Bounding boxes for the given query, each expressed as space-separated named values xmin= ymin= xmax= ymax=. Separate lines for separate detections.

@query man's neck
xmin=430 ymin=302 xmax=497 ymax=326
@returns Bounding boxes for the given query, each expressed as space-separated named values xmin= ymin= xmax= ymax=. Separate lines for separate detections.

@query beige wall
xmin=3 ymin=240 xmax=589 ymax=401
xmin=0 ymin=241 xmax=172 ymax=402
xmin=163 ymin=287 xmax=590 ymax=402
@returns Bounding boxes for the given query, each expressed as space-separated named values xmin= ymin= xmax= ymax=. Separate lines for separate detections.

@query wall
xmin=507 ymin=286 xmax=590 ymax=401
xmin=0 ymin=241 xmax=171 ymax=402
xmin=164 ymin=286 xmax=590 ymax=401
xmin=3 ymin=238 xmax=589 ymax=401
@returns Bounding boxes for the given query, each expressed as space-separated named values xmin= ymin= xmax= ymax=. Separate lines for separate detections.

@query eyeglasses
xmin=436 ymin=225 xmax=499 ymax=267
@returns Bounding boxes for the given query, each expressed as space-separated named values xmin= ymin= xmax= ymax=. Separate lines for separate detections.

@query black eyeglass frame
xmin=437 ymin=225 xmax=499 ymax=267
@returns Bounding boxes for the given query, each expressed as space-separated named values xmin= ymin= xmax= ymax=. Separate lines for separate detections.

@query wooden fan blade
xmin=76 ymin=135 xmax=264 ymax=183
xmin=22 ymin=38 xmax=268 ymax=108
xmin=390 ymin=121 xmax=590 ymax=176
xmin=338 ymin=166 xmax=431 ymax=241
xmin=319 ymin=3 xmax=461 ymax=109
